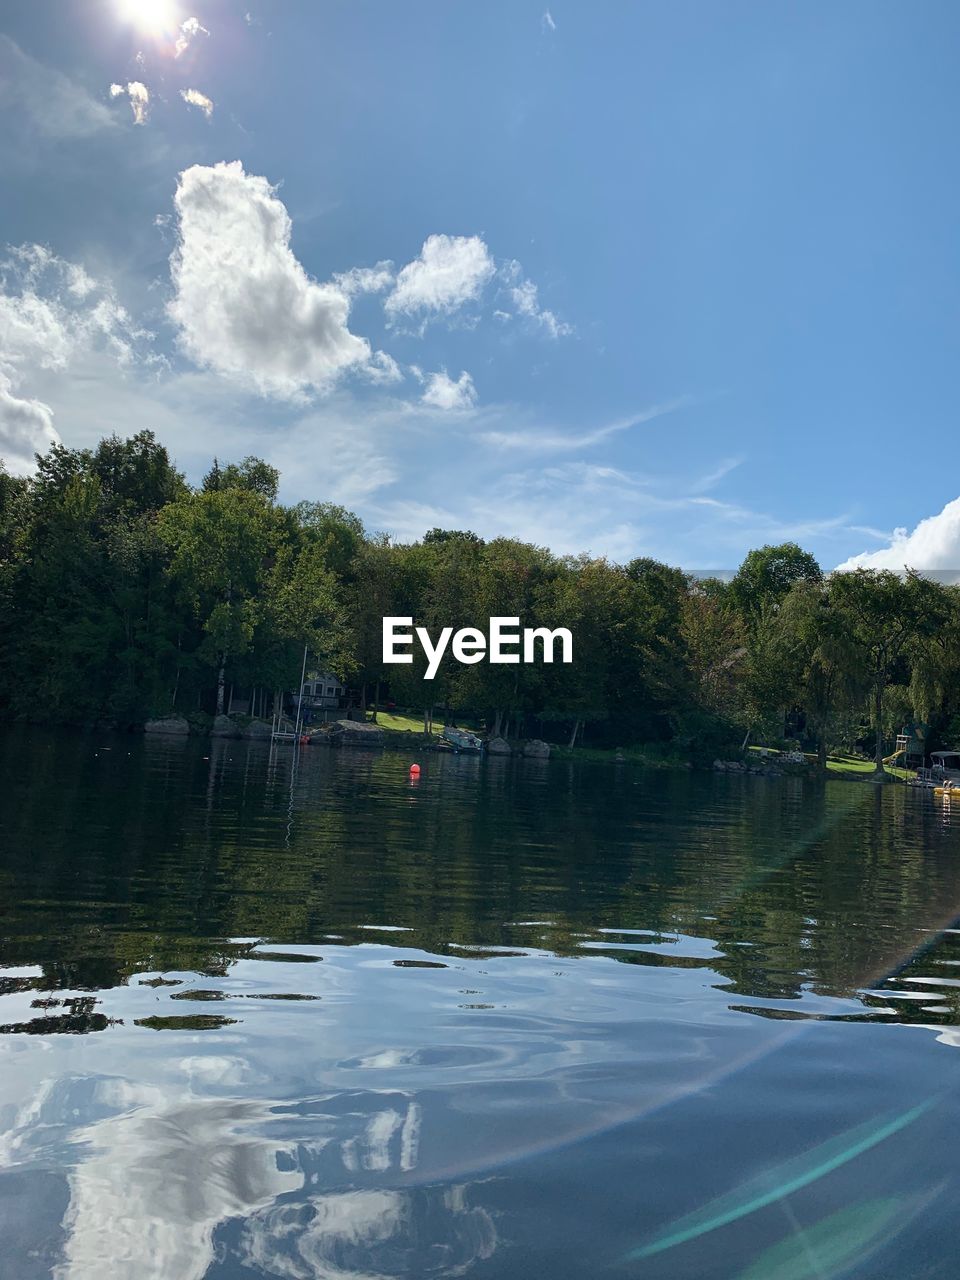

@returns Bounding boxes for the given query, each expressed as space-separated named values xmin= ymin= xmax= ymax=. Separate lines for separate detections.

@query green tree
xmin=827 ymin=570 xmax=948 ymax=773
xmin=776 ymin=580 xmax=866 ymax=771
xmin=158 ymin=488 xmax=280 ymax=714
xmin=730 ymin=543 xmax=822 ymax=617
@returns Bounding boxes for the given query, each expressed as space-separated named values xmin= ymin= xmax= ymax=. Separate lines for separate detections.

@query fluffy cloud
xmin=385 ymin=234 xmax=494 ymax=321
xmin=0 ymin=244 xmax=150 ymax=373
xmin=0 ymin=245 xmax=152 ymax=474
xmin=110 ymin=81 xmax=150 ymax=125
xmin=180 ymin=88 xmax=214 ymax=118
xmin=501 ymin=260 xmax=571 ymax=337
xmin=175 ymin=16 xmax=210 ymax=58
xmin=334 ymin=262 xmax=395 ymax=296
xmin=0 ymin=35 xmax=115 ymax=138
xmin=364 ymin=351 xmax=403 ymax=385
xmin=420 ymin=369 xmax=477 ymax=411
xmin=837 ymin=497 xmax=960 ymax=571
xmin=0 ymin=375 xmax=59 ymax=475
xmin=168 ymin=161 xmax=380 ymax=399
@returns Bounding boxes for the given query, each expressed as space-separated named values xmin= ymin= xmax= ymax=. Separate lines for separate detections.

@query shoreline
xmin=0 ymin=716 xmax=914 ymax=783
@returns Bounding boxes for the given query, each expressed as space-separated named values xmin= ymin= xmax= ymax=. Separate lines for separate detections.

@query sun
xmin=115 ymin=0 xmax=180 ymax=38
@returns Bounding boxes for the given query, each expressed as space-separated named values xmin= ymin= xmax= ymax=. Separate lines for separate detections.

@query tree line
xmin=1 ymin=430 xmax=959 ymax=767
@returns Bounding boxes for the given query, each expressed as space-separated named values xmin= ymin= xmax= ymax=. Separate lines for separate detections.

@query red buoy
xmin=409 ymin=763 xmax=421 ymax=776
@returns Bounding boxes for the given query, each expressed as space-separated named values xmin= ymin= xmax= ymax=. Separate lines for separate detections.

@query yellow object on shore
xmin=934 ymin=786 xmax=957 ymax=798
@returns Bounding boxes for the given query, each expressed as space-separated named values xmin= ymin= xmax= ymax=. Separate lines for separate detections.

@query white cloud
xmin=0 ymin=244 xmax=151 ymax=375
xmin=175 ymin=16 xmax=210 ymax=58
xmin=479 ymin=397 xmax=692 ymax=452
xmin=420 ymin=369 xmax=477 ymax=411
xmin=689 ymin=456 xmax=743 ymax=494
xmin=0 ymin=245 xmax=154 ymax=475
xmin=180 ymin=87 xmax=214 ymax=118
xmin=0 ymin=374 xmax=59 ymax=475
xmin=0 ymin=35 xmax=116 ymax=138
xmin=110 ymin=80 xmax=150 ymax=125
xmin=334 ymin=262 xmax=395 ymax=296
xmin=364 ymin=351 xmax=403 ymax=385
xmin=168 ymin=161 xmax=379 ymax=399
xmin=500 ymin=260 xmax=572 ymax=338
xmin=385 ymin=234 xmax=494 ymax=321
xmin=542 ymin=10 xmax=557 ymax=32
xmin=836 ymin=497 xmax=960 ymax=571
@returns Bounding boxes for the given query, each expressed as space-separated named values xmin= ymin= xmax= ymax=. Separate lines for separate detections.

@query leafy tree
xmin=827 ymin=570 xmax=948 ymax=772
xmin=776 ymin=581 xmax=866 ymax=770
xmin=158 ymin=488 xmax=280 ymax=714
xmin=730 ymin=543 xmax=822 ymax=617
xmin=203 ymin=456 xmax=279 ymax=503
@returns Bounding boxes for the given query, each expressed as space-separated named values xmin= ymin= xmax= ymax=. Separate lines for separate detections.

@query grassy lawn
xmin=749 ymin=744 xmax=914 ymax=780
xmin=824 ymin=753 xmax=914 ymax=780
xmin=373 ymin=710 xmax=486 ymax=736
xmin=374 ymin=710 xmax=438 ymax=734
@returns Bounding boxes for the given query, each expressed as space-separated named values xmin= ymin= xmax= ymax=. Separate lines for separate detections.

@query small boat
xmin=442 ymin=727 xmax=484 ymax=754
xmin=915 ymin=751 xmax=960 ymax=796
xmin=918 ymin=751 xmax=960 ymax=787
xmin=931 ymin=751 xmax=960 ymax=781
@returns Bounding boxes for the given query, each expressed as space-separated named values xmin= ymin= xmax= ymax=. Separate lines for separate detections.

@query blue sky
xmin=2 ymin=0 xmax=960 ymax=569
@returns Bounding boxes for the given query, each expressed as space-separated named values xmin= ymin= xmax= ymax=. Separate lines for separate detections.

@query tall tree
xmin=158 ymin=489 xmax=279 ymax=714
xmin=730 ymin=543 xmax=822 ymax=618
xmin=827 ymin=570 xmax=948 ymax=773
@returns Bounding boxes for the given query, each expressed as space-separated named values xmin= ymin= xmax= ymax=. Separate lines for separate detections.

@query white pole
xmin=294 ymin=643 xmax=308 ymax=740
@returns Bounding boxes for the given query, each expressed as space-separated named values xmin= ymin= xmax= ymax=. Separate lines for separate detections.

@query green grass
xmin=373 ymin=710 xmax=485 ymax=736
xmin=374 ymin=710 xmax=438 ymax=734
xmin=748 ymin=744 xmax=914 ymax=779
xmin=824 ymin=753 xmax=914 ymax=780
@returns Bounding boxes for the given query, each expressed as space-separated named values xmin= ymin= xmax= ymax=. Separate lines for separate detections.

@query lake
xmin=2 ymin=729 xmax=960 ymax=1279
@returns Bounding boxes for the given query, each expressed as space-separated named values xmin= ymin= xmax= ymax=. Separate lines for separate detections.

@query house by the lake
xmin=301 ymin=673 xmax=347 ymax=710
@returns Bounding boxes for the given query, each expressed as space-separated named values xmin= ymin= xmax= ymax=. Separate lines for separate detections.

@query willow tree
xmin=776 ymin=580 xmax=865 ymax=771
xmin=827 ymin=569 xmax=948 ymax=773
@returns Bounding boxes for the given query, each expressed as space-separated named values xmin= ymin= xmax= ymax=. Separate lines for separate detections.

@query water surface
xmin=2 ymin=730 xmax=960 ymax=1278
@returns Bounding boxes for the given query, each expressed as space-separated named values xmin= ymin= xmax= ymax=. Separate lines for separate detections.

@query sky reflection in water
xmin=2 ymin=730 xmax=960 ymax=1278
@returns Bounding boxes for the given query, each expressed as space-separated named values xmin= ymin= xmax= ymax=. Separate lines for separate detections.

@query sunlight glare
xmin=116 ymin=0 xmax=180 ymax=38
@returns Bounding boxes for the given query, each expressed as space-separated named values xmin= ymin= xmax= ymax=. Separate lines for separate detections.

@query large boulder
xmin=144 ymin=717 xmax=189 ymax=736
xmin=523 ymin=739 xmax=551 ymax=759
xmin=211 ymin=714 xmax=238 ymax=738
xmin=328 ymin=719 xmax=384 ymax=746
xmin=487 ymin=737 xmax=511 ymax=755
xmin=242 ymin=719 xmax=273 ymax=740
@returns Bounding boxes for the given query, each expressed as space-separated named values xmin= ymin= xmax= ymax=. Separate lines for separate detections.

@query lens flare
xmin=624 ymin=1098 xmax=935 ymax=1262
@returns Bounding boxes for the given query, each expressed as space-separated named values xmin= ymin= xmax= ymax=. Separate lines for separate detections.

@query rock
xmin=328 ymin=718 xmax=384 ymax=746
xmin=242 ymin=719 xmax=273 ymax=740
xmin=487 ymin=737 xmax=511 ymax=755
xmin=211 ymin=714 xmax=238 ymax=738
xmin=523 ymin=739 xmax=551 ymax=759
xmin=144 ymin=717 xmax=189 ymax=736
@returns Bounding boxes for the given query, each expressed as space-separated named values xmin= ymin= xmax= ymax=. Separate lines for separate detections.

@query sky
xmin=2 ymin=0 xmax=960 ymax=570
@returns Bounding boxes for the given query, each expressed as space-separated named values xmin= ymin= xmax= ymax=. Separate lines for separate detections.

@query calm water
xmin=2 ymin=731 xmax=960 ymax=1279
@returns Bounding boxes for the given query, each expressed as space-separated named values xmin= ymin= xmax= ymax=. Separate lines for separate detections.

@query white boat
xmin=441 ymin=727 xmax=484 ymax=754
xmin=916 ymin=751 xmax=960 ymax=786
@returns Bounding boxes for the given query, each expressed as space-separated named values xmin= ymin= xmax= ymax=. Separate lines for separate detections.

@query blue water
xmin=1 ymin=729 xmax=959 ymax=1278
